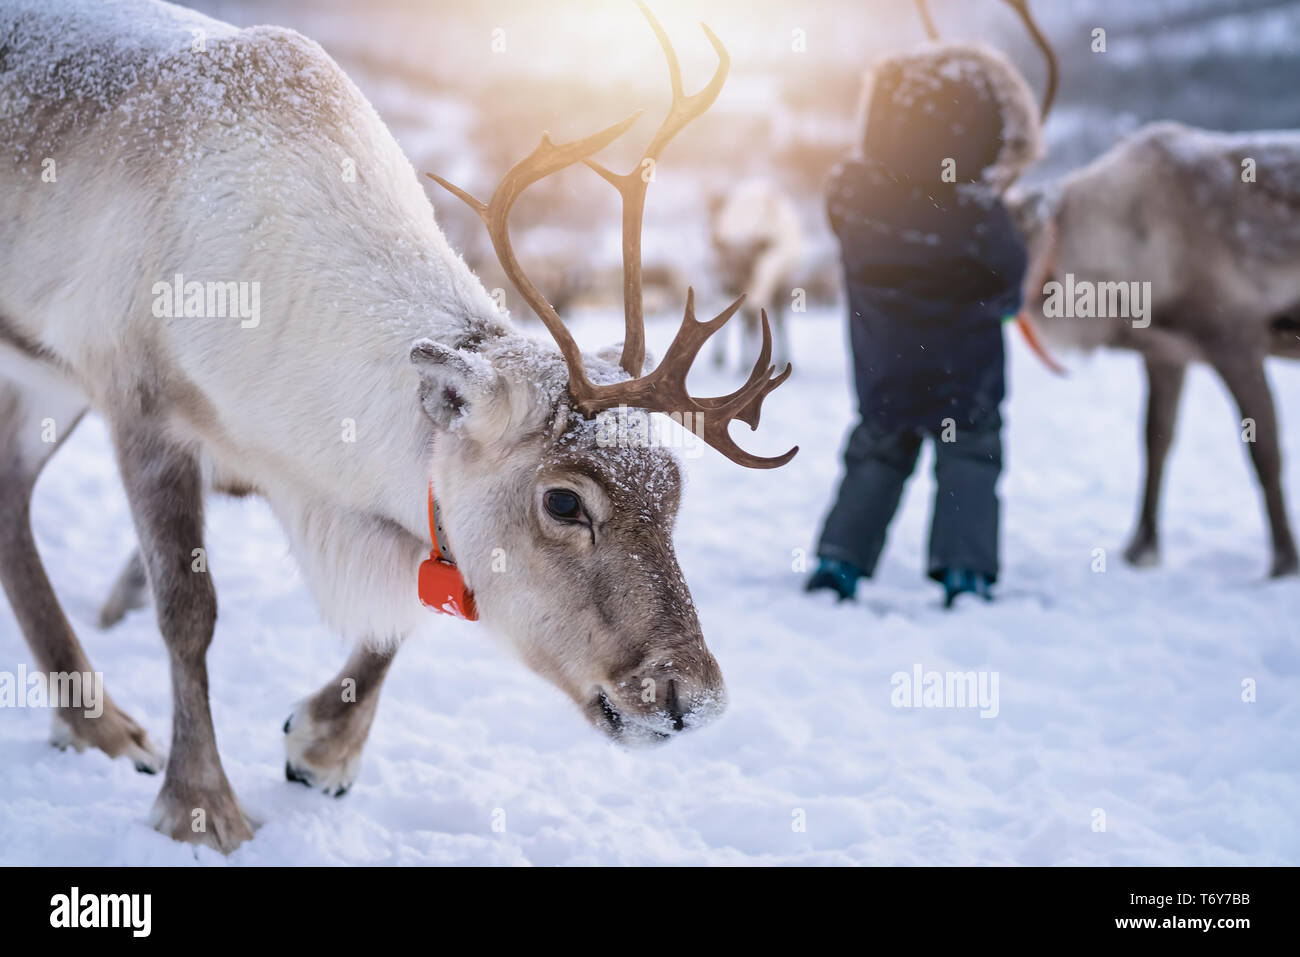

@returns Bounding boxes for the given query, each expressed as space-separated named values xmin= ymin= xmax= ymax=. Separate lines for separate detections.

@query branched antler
xmin=426 ymin=113 xmax=641 ymax=385
xmin=914 ymin=0 xmax=1058 ymax=119
xmin=1002 ymin=0 xmax=1058 ymax=119
xmin=428 ymin=1 xmax=797 ymax=469
xmin=583 ymin=0 xmax=730 ymax=378
xmin=915 ymin=0 xmax=940 ymax=42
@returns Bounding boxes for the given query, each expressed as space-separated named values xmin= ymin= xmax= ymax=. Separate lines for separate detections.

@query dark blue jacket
xmin=829 ymin=158 xmax=1026 ymax=432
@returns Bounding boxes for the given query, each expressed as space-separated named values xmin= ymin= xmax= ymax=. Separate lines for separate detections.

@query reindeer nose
xmin=665 ymin=679 xmax=686 ymax=732
xmin=646 ymin=663 xmax=727 ymax=733
xmin=673 ymin=678 xmax=727 ymax=731
xmin=598 ymin=656 xmax=727 ymax=742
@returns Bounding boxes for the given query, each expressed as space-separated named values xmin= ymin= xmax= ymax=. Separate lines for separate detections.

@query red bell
xmin=418 ymin=555 xmax=478 ymax=620
xmin=418 ymin=486 xmax=479 ymax=621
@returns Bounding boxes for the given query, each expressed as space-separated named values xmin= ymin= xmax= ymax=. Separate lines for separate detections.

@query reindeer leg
xmin=113 ymin=420 xmax=254 ymax=852
xmin=284 ymin=642 xmax=397 ymax=797
xmin=98 ymin=547 xmax=150 ymax=628
xmin=1207 ymin=352 xmax=1299 ymax=577
xmin=771 ymin=299 xmax=791 ymax=371
xmin=1124 ymin=357 xmax=1186 ymax=567
xmin=740 ymin=306 xmax=762 ymax=367
xmin=0 ymin=379 xmax=162 ymax=770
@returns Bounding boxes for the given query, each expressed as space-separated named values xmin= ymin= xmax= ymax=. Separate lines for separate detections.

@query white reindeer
xmin=0 ymin=0 xmax=794 ymax=852
xmin=709 ymin=179 xmax=803 ymax=372
xmin=1011 ymin=122 xmax=1300 ymax=577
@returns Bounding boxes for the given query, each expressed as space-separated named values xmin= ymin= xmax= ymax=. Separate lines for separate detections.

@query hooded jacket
xmin=831 ymin=43 xmax=1041 ymax=431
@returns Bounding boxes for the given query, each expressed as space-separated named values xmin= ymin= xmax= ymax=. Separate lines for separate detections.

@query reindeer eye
xmin=543 ymin=489 xmax=583 ymax=522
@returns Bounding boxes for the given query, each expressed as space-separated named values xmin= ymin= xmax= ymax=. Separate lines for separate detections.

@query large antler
xmin=914 ymin=0 xmax=1059 ymax=120
xmin=428 ymin=1 xmax=797 ymax=470
xmin=583 ymin=0 xmax=729 ymax=379
xmin=915 ymin=0 xmax=941 ymax=42
xmin=1003 ymin=0 xmax=1058 ymax=119
xmin=426 ymin=113 xmax=641 ymax=389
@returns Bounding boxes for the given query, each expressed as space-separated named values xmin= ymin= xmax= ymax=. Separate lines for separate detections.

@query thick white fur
xmin=0 ymin=0 xmax=551 ymax=645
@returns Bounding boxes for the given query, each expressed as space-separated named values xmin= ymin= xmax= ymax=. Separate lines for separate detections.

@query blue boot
xmin=942 ymin=568 xmax=993 ymax=609
xmin=805 ymin=558 xmax=862 ymax=602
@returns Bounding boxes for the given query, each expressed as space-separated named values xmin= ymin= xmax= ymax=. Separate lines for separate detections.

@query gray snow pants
xmin=816 ymin=411 xmax=1002 ymax=583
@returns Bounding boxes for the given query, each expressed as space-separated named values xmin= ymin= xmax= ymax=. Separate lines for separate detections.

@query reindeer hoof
xmin=1269 ymin=551 xmax=1299 ymax=578
xmin=283 ymin=703 xmax=365 ymax=798
xmin=150 ymin=784 xmax=256 ymax=854
xmin=49 ymin=707 xmax=165 ymax=774
xmin=285 ymin=761 xmax=349 ymax=798
xmin=1123 ymin=538 xmax=1160 ymax=567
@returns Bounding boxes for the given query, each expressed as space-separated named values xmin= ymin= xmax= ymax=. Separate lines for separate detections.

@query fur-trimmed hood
xmin=854 ymin=42 xmax=1043 ymax=192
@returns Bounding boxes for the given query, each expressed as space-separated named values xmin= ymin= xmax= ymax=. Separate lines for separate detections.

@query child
xmin=807 ymin=45 xmax=1040 ymax=608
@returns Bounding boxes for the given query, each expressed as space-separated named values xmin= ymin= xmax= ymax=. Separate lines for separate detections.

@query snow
xmin=1 ymin=0 xmax=373 ymax=176
xmin=1 ymin=308 xmax=1297 ymax=865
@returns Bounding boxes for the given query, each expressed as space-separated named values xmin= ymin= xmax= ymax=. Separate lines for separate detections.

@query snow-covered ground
xmin=0 ymin=309 xmax=1297 ymax=865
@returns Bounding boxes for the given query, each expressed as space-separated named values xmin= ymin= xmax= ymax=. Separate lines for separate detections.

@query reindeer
xmin=708 ymin=179 xmax=803 ymax=372
xmin=918 ymin=0 xmax=1297 ymax=576
xmin=1010 ymin=122 xmax=1300 ymax=577
xmin=915 ymin=0 xmax=1297 ymax=575
xmin=0 ymin=0 xmax=794 ymax=853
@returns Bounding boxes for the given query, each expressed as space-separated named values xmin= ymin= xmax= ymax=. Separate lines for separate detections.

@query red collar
xmin=417 ymin=483 xmax=479 ymax=621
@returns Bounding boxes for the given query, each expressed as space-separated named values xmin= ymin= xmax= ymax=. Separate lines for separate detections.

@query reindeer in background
xmin=1011 ymin=124 xmax=1300 ymax=577
xmin=0 ymin=0 xmax=793 ymax=852
xmin=916 ymin=1 xmax=1298 ymax=577
xmin=708 ymin=179 xmax=804 ymax=372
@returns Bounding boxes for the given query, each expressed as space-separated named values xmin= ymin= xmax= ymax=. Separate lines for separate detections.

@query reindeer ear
xmin=410 ymin=339 xmax=498 ymax=430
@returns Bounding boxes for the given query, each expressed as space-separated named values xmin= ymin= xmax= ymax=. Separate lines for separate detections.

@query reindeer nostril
xmin=666 ymin=679 xmax=685 ymax=732
xmin=598 ymin=691 xmax=622 ymax=732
